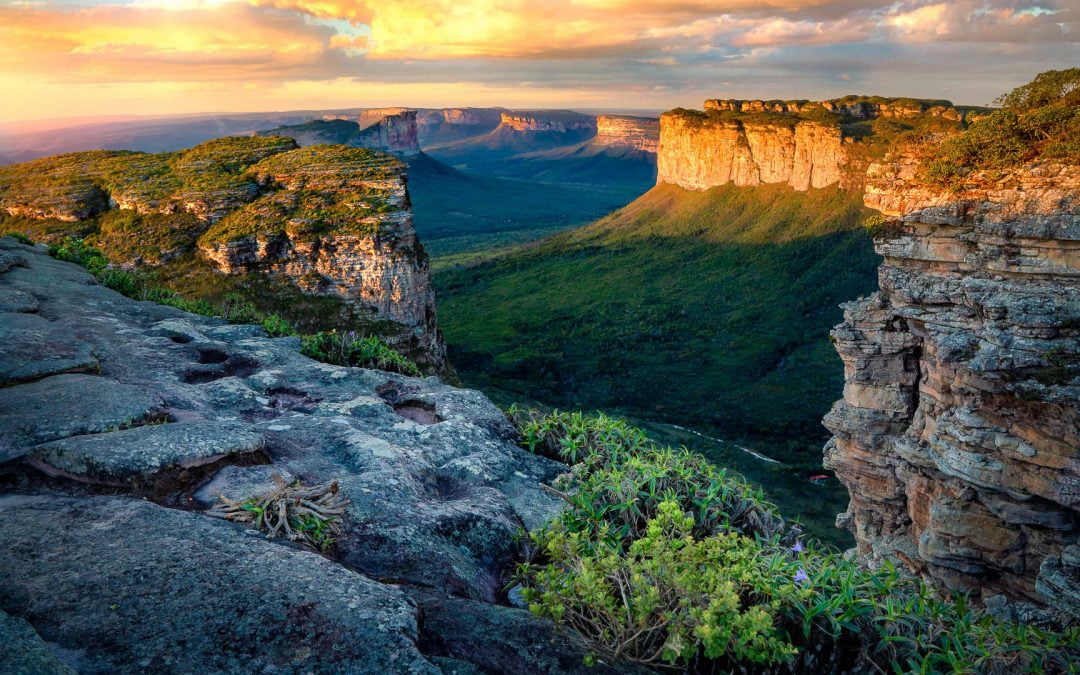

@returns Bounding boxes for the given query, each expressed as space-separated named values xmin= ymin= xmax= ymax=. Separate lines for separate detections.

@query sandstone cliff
xmin=498 ymin=111 xmax=595 ymax=133
xmin=269 ymin=110 xmax=422 ymax=157
xmin=355 ymin=109 xmax=422 ymax=156
xmin=0 ymin=138 xmax=447 ymax=373
xmin=657 ymin=111 xmax=844 ymax=191
xmin=594 ymin=115 xmax=659 ymax=153
xmin=823 ymin=156 xmax=1079 ymax=615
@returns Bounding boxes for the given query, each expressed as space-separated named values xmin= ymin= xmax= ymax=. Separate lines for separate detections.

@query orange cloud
xmin=0 ymin=2 xmax=346 ymax=81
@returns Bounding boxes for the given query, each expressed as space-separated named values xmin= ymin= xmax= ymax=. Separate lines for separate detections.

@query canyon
xmin=824 ymin=156 xmax=1079 ymax=616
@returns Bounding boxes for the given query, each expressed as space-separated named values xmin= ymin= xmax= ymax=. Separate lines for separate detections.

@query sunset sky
xmin=2 ymin=0 xmax=1077 ymax=123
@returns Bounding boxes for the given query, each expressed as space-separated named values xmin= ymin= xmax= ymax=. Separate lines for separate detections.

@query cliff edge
xmin=823 ymin=71 xmax=1080 ymax=616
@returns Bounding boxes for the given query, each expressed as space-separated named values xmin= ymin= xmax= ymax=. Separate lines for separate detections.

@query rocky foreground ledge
xmin=0 ymin=237 xmax=615 ymax=673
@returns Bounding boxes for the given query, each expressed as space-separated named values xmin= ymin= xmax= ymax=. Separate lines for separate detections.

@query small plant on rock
xmin=206 ymin=473 xmax=349 ymax=552
xmin=300 ymin=329 xmax=421 ymax=376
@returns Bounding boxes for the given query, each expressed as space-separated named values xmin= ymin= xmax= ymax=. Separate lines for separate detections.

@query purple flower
xmin=794 ymin=568 xmax=809 ymax=585
xmin=791 ymin=541 xmax=804 ymax=554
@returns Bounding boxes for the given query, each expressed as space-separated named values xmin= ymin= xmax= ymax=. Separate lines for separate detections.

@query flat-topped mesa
xmin=823 ymin=151 xmax=1080 ymax=613
xmin=498 ymin=111 xmax=596 ymax=133
xmin=594 ymin=115 xmax=660 ymax=153
xmin=704 ymin=96 xmax=964 ymax=121
xmin=0 ymin=137 xmax=447 ymax=372
xmin=658 ymin=96 xmax=978 ymax=193
xmin=657 ymin=108 xmax=844 ymax=191
xmin=273 ymin=111 xmax=422 ymax=157
xmin=354 ymin=110 xmax=422 ymax=156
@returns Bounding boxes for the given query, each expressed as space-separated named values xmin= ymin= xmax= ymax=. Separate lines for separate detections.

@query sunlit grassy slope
xmin=434 ymin=182 xmax=877 ymax=544
xmin=435 ymin=182 xmax=879 ymax=463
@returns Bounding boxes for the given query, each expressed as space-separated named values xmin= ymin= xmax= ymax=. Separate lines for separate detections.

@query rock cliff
xmin=498 ymin=111 xmax=595 ymax=134
xmin=657 ymin=111 xmax=844 ymax=191
xmin=656 ymin=97 xmax=975 ymax=193
xmin=0 ymin=237 xmax=620 ymax=673
xmin=270 ymin=110 xmax=422 ymax=157
xmin=823 ymin=156 xmax=1079 ymax=614
xmin=0 ymin=138 xmax=447 ymax=373
xmin=594 ymin=115 xmax=659 ymax=153
xmin=356 ymin=109 xmax=422 ymax=156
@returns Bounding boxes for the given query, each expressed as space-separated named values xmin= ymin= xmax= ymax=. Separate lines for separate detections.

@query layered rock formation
xmin=279 ymin=110 xmax=422 ymax=156
xmin=498 ymin=111 xmax=595 ymax=134
xmin=355 ymin=109 xmax=422 ymax=156
xmin=823 ymin=158 xmax=1079 ymax=614
xmin=414 ymin=108 xmax=506 ymax=144
xmin=0 ymin=237 xmax=618 ymax=672
xmin=657 ymin=111 xmax=843 ymax=191
xmin=594 ymin=115 xmax=660 ymax=153
xmin=0 ymin=138 xmax=447 ymax=373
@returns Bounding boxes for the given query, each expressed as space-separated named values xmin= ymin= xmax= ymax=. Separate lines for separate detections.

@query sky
xmin=1 ymin=0 xmax=1078 ymax=123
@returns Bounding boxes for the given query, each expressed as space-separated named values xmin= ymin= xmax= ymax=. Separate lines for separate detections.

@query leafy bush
xmin=48 ymin=237 xmax=110 ymax=276
xmin=922 ymin=69 xmax=1080 ymax=184
xmin=261 ymin=313 xmax=296 ymax=337
xmin=513 ymin=410 xmax=1080 ymax=672
xmin=300 ymin=330 xmax=420 ymax=376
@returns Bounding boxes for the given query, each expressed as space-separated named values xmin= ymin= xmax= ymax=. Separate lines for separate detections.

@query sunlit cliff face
xmin=1 ymin=0 xmax=1076 ymax=122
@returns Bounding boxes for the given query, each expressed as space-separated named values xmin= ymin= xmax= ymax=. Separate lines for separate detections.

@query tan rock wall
xmin=656 ymin=113 xmax=843 ymax=191
xmin=824 ymin=160 xmax=1080 ymax=614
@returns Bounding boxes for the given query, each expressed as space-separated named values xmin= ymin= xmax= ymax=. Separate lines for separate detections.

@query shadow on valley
xmin=434 ymin=183 xmax=880 ymax=547
xmin=406 ymin=152 xmax=652 ymax=260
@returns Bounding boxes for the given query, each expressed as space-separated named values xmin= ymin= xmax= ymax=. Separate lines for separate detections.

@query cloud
xmin=1 ymin=0 xmax=1077 ymax=122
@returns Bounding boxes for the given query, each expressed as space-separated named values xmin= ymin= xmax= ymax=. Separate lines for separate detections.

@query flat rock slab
xmin=29 ymin=420 xmax=265 ymax=483
xmin=0 ymin=496 xmax=438 ymax=674
xmin=0 ymin=312 xmax=98 ymax=386
xmin=0 ymin=374 xmax=166 ymax=463
xmin=0 ymin=610 xmax=74 ymax=675
xmin=192 ymin=464 xmax=295 ymax=508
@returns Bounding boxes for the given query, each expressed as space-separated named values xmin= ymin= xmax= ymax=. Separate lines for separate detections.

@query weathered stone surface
xmin=0 ymin=312 xmax=99 ymax=386
xmin=0 ymin=610 xmax=74 ymax=675
xmin=191 ymin=463 xmax=296 ymax=508
xmin=0 ymin=374 xmax=165 ymax=463
xmin=28 ymin=420 xmax=264 ymax=484
xmin=0 ymin=243 xmax=581 ymax=671
xmin=411 ymin=591 xmax=645 ymax=674
xmin=0 ymin=496 xmax=436 ymax=674
xmin=824 ymin=159 xmax=1080 ymax=609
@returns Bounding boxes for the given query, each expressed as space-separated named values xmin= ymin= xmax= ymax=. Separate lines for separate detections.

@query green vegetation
xmin=406 ymin=153 xmax=649 ymax=254
xmin=922 ymin=69 xmax=1080 ymax=185
xmin=435 ymin=183 xmax=876 ymax=542
xmin=300 ymin=330 xmax=421 ymax=376
xmin=513 ymin=410 xmax=1080 ymax=672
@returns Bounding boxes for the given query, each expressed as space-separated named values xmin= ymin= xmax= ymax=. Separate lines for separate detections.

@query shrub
xmin=513 ymin=410 xmax=1080 ymax=672
xmin=48 ymin=237 xmax=110 ymax=276
xmin=261 ymin=313 xmax=296 ymax=337
xmin=921 ymin=69 xmax=1080 ymax=185
xmin=219 ymin=292 xmax=262 ymax=324
xmin=300 ymin=330 xmax=420 ymax=376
